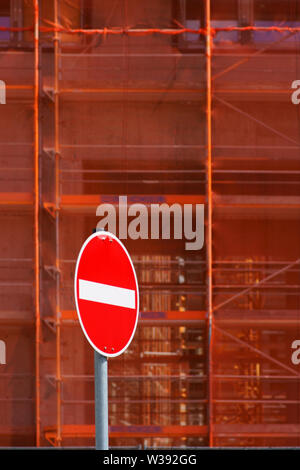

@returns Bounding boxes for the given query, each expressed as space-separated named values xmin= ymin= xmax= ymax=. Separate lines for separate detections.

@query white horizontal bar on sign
xmin=79 ymin=279 xmax=135 ymax=309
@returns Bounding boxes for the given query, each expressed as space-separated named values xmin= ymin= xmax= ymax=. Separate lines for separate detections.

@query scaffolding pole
xmin=54 ymin=0 xmax=62 ymax=447
xmin=34 ymin=0 xmax=40 ymax=448
xmin=205 ymin=0 xmax=214 ymax=449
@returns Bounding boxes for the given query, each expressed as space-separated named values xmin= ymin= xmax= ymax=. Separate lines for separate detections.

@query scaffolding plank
xmin=61 ymin=310 xmax=206 ymax=324
xmin=0 ymin=192 xmax=33 ymax=206
xmin=58 ymin=194 xmax=205 ymax=211
xmin=44 ymin=424 xmax=207 ymax=441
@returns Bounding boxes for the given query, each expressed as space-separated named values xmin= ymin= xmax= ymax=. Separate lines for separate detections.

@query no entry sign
xmin=74 ymin=231 xmax=139 ymax=357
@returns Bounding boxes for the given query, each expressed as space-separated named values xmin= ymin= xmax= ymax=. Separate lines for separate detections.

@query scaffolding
xmin=0 ymin=0 xmax=300 ymax=448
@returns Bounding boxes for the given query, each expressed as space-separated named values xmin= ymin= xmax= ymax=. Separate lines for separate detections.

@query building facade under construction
xmin=0 ymin=0 xmax=300 ymax=448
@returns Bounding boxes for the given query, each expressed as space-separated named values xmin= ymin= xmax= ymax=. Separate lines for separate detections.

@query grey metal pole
xmin=94 ymin=350 xmax=109 ymax=449
xmin=93 ymin=226 xmax=109 ymax=449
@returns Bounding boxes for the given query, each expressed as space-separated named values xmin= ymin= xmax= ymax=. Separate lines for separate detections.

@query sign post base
xmin=94 ymin=351 xmax=108 ymax=450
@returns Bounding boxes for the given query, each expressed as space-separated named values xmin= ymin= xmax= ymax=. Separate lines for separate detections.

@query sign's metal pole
xmin=94 ymin=226 xmax=108 ymax=450
xmin=94 ymin=350 xmax=108 ymax=450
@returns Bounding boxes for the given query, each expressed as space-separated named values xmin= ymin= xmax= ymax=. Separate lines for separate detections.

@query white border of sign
xmin=74 ymin=231 xmax=139 ymax=358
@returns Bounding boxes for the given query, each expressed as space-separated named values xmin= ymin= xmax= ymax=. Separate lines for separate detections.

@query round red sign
xmin=74 ymin=231 xmax=139 ymax=357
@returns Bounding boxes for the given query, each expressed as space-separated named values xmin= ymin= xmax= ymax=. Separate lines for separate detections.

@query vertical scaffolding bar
xmin=54 ymin=0 xmax=62 ymax=447
xmin=34 ymin=0 xmax=40 ymax=447
xmin=205 ymin=0 xmax=214 ymax=448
